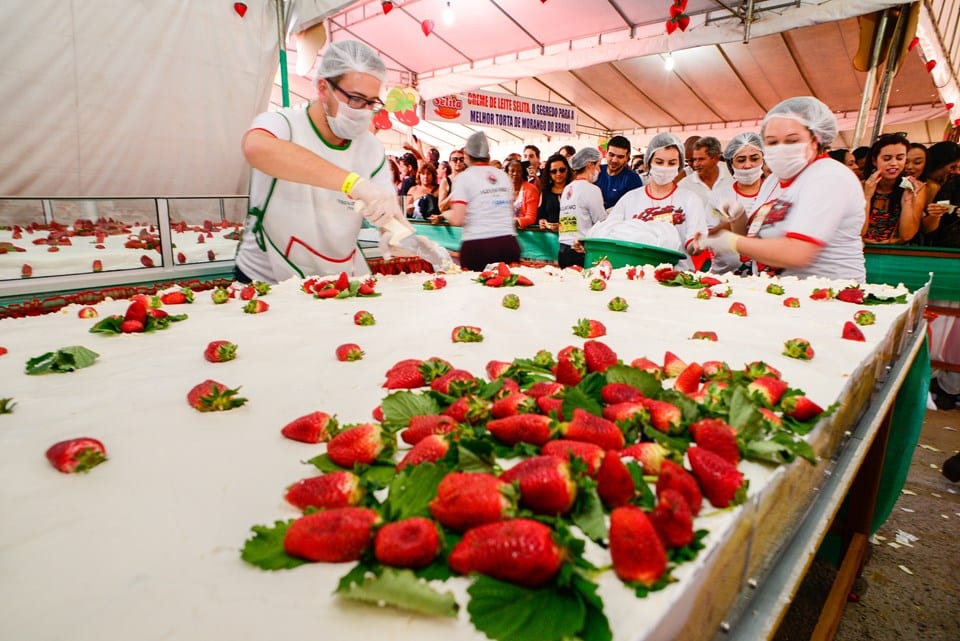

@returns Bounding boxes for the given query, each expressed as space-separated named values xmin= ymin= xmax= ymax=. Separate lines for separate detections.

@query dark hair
xmin=400 ymin=153 xmax=419 ymax=171
xmin=694 ymin=136 xmax=722 ymax=157
xmin=863 ymin=133 xmax=909 ymax=178
xmin=827 ymin=148 xmax=850 ymax=164
xmin=417 ymin=162 xmax=438 ymax=188
xmin=926 ymin=141 xmax=960 ymax=178
xmin=852 ymin=146 xmax=871 ymax=161
xmin=539 ymin=154 xmax=572 ymax=192
xmin=607 ymin=135 xmax=631 ymax=152
xmin=906 ymin=142 xmax=929 ymax=181
xmin=523 ymin=144 xmax=541 ymax=158
xmin=560 ymin=145 xmax=576 ymax=157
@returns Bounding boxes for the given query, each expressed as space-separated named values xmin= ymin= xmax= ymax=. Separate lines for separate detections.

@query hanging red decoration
xmin=925 ymin=59 xmax=937 ymax=72
xmin=955 ymin=119 xmax=960 ymax=127
xmin=233 ymin=2 xmax=247 ymax=18
xmin=908 ymin=36 xmax=919 ymax=51
xmin=381 ymin=1 xmax=394 ymax=15
xmin=665 ymin=0 xmax=690 ymax=34
xmin=947 ymin=102 xmax=956 ymax=110
xmin=421 ymin=19 xmax=434 ymax=36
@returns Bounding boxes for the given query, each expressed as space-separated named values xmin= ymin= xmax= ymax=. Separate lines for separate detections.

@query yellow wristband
xmin=341 ymin=172 xmax=361 ymax=195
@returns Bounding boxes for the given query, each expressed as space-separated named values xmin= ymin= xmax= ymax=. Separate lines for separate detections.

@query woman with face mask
xmin=698 ymin=97 xmax=866 ymax=281
xmin=236 ymin=40 xmax=408 ymax=284
xmin=557 ymin=147 xmax=607 ymax=268
xmin=590 ymin=133 xmax=708 ymax=271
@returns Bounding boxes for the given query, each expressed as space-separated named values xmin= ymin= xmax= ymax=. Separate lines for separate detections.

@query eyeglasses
xmin=326 ymin=79 xmax=385 ymax=112
xmin=549 ymin=168 xmax=567 ymax=174
xmin=450 ymin=156 xmax=465 ymax=162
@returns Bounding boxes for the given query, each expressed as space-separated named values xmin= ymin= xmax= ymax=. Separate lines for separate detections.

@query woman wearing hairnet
xmin=557 ymin=147 xmax=607 ymax=268
xmin=706 ymin=132 xmax=765 ymax=273
xmin=698 ymin=97 xmax=866 ymax=281
xmin=236 ymin=40 xmax=408 ymax=284
xmin=590 ymin=133 xmax=708 ymax=271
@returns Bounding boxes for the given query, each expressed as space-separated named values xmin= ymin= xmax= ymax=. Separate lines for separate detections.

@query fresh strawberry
xmin=120 ymin=319 xmax=144 ymax=333
xmin=45 ymin=437 xmax=107 ymax=473
xmin=532 ymin=349 xmax=557 ymax=369
xmin=596 ymin=450 xmax=635 ymax=507
xmin=765 ymin=283 xmax=785 ymax=295
xmin=374 ymin=517 xmax=441 ymax=569
xmin=620 ymin=442 xmax=669 ymax=475
xmin=747 ymin=376 xmax=788 ymax=407
xmin=176 ymin=252 xmax=186 ymax=264
xmin=422 ymin=277 xmax=447 ymax=291
xmin=758 ymin=408 xmax=783 ymax=430
xmin=280 ymin=411 xmax=337 ymax=443
xmin=649 ymin=488 xmax=695 ymax=548
xmin=353 ymin=310 xmax=375 ymax=326
xmin=728 ymin=302 xmax=748 ymax=316
xmin=656 ymin=459 xmax=702 ymax=516
xmin=124 ymin=300 xmax=148 ymax=324
xmin=442 ymin=395 xmax=491 ymax=424
xmin=560 ymin=408 xmax=625 ymax=450
xmin=626 ymin=266 xmax=640 ymax=280
xmin=662 ymin=351 xmax=687 ymax=378
xmin=687 ymin=446 xmax=747 ymax=508
xmin=451 ymin=325 xmax=483 ymax=343
xmin=500 ymin=455 xmax=577 ymax=515
xmin=357 ymin=281 xmax=377 ymax=296
xmin=77 ymin=306 xmax=98 ymax=319
xmin=602 ymin=401 xmax=648 ymax=425
xmin=371 ymin=405 xmax=384 ymax=422
xmin=284 ymin=471 xmax=363 ymax=511
xmin=690 ymin=330 xmax=718 ymax=341
xmin=396 ymin=434 xmax=450 ymax=471
xmin=654 ymin=267 xmax=679 ymax=282
xmin=495 ymin=262 xmax=512 ymax=278
xmin=696 ymin=288 xmax=712 ymax=300
xmin=589 ymin=278 xmax=606 ymax=291
xmin=842 ymin=320 xmax=866 ymax=341
xmin=243 ymin=299 xmax=269 ymax=314
xmin=601 ymin=382 xmax=644 ymax=404
xmin=527 ymin=381 xmax=565 ymax=398
xmin=486 ymin=414 xmax=554 ymax=446
xmin=583 ymin=339 xmax=618 ymax=373
xmin=430 ymin=368 xmax=477 ymax=395
xmin=335 ymin=343 xmax=364 ymax=361
xmin=609 ymin=506 xmax=667 ymax=586
xmin=204 ymin=340 xmax=237 ymax=363
xmin=491 ymin=392 xmax=535 ymax=418
xmin=21 ymin=263 xmax=32 ymax=278
xmin=161 ymin=289 xmax=194 ymax=305
xmin=554 ymin=345 xmax=586 ymax=386
xmin=485 ymin=360 xmax=512 ymax=380
xmin=283 ymin=507 xmax=379 ymax=562
xmin=642 ymin=398 xmax=683 ymax=433
xmin=211 ymin=288 xmax=230 ymax=304
xmin=334 ymin=272 xmax=350 ymax=291
xmin=501 ymin=293 xmax=520 ymax=309
xmin=783 ymin=297 xmax=801 ymax=308
xmin=836 ymin=286 xmax=864 ymax=304
xmin=631 ymin=356 xmax=664 ymax=379
xmin=449 ymin=518 xmax=563 ymax=587
xmin=809 ymin=287 xmax=834 ymax=300
xmin=689 ymin=418 xmax=739 ymax=464
xmin=429 ymin=472 xmax=516 ymax=532
xmin=673 ymin=362 xmax=703 ymax=394
xmin=92 ymin=259 xmax=102 ymax=272
xmin=240 ymin=285 xmax=256 ymax=300
xmin=253 ymin=281 xmax=272 ymax=296
xmin=744 ymin=361 xmax=782 ymax=380
xmin=783 ymin=337 xmax=814 ymax=360
xmin=702 ymin=360 xmax=732 ymax=381
xmin=607 ymin=295 xmax=629 ymax=311
xmin=781 ymin=394 xmax=825 ymax=422
xmin=401 ymin=414 xmax=457 ymax=445
xmin=853 ymin=309 xmax=876 ymax=326
xmin=140 ymin=255 xmax=154 ymax=267
xmin=572 ymin=318 xmax=606 ymax=338
xmin=541 ymin=439 xmax=605 ymax=477
xmin=483 ymin=276 xmax=505 ymax=288
xmin=383 ymin=360 xmax=427 ymax=389
xmin=514 ymin=274 xmax=534 ymax=286
xmin=712 ymin=286 xmax=733 ymax=298
xmin=186 ymin=379 xmax=247 ymax=412
xmin=536 ymin=395 xmax=566 ymax=419
xmin=326 ymin=423 xmax=390 ymax=467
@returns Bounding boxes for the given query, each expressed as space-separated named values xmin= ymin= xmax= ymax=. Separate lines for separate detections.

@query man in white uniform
xmin=236 ymin=40 xmax=405 ymax=283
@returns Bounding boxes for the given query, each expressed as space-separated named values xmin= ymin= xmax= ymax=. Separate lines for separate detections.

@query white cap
xmin=464 ymin=132 xmax=490 ymax=159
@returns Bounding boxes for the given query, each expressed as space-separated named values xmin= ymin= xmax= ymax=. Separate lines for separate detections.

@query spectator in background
xmin=861 ymin=133 xmax=924 ymax=244
xmin=828 ymin=148 xmax=860 ymax=175
xmin=852 ymin=146 xmax=870 ymax=180
xmin=438 ymin=149 xmax=465 ymax=211
xmin=388 ymin=156 xmax=402 ymax=193
xmin=923 ymin=174 xmax=960 ymax=247
xmin=397 ymin=152 xmax=418 ymax=197
xmin=631 ymin=154 xmax=645 ymax=175
xmin=923 ymin=141 xmax=960 ymax=205
xmin=558 ymin=145 xmax=576 ymax=160
xmin=904 ymin=142 xmax=928 ymax=180
xmin=537 ymin=153 xmax=572 ymax=232
xmin=523 ymin=145 xmax=542 ymax=183
xmin=406 ymin=162 xmax=440 ymax=220
xmin=506 ymin=158 xmax=539 ymax=229
xmin=437 ymin=160 xmax=452 ymax=196
xmin=557 ymin=147 xmax=606 ymax=268
xmin=680 ymin=136 xmax=733 ymax=205
xmin=679 ymin=135 xmax=701 ymax=180
xmin=427 ymin=147 xmax=440 ymax=166
xmin=596 ymin=135 xmax=643 ymax=210
xmin=436 ymin=131 xmax=519 ymax=270
xmin=709 ymin=132 xmax=765 ymax=273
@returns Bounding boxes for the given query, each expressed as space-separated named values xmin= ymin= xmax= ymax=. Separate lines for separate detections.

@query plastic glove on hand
xmin=697 ymin=230 xmax=739 ymax=254
xmin=350 ymin=178 xmax=401 ymax=228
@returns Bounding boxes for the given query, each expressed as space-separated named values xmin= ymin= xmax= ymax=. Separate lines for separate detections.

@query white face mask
xmin=326 ymin=101 xmax=374 ymax=140
xmin=648 ymin=165 xmax=678 ymax=186
xmin=763 ymin=143 xmax=812 ymax=180
xmin=733 ymin=166 xmax=763 ymax=185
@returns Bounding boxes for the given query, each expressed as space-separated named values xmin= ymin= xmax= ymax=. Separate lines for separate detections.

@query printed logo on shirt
xmin=559 ymin=214 xmax=578 ymax=234
xmin=630 ymin=205 xmax=686 ymax=226
xmin=486 ymin=172 xmax=499 ymax=184
xmin=748 ymin=198 xmax=791 ymax=236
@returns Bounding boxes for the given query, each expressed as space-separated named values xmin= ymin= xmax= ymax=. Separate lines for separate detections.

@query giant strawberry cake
xmin=0 ymin=264 xmax=921 ymax=641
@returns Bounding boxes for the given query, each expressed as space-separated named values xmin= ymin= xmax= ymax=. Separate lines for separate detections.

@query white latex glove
xmin=714 ymin=201 xmax=747 ymax=234
xmin=697 ymin=230 xmax=739 ymax=254
xmin=349 ymin=178 xmax=402 ymax=228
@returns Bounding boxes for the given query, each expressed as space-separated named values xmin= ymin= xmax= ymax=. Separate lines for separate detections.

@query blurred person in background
xmin=506 ymin=158 xmax=539 ymax=229
xmin=537 ymin=153 xmax=573 ymax=232
xmin=557 ymin=147 xmax=606 ymax=268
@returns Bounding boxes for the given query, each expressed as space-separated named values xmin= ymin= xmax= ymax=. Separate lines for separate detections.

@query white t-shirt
xmin=598 ymin=184 xmax=709 ymax=270
xmin=236 ymin=105 xmax=392 ymax=282
xmin=703 ymin=180 xmax=766 ymax=274
xmin=678 ymin=166 xmax=734 ymax=207
xmin=747 ymin=157 xmax=865 ymax=281
xmin=558 ymin=180 xmax=606 ymax=247
xmin=449 ymin=164 xmax=517 ymax=242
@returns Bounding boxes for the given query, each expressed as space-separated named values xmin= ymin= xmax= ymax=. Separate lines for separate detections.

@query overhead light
xmin=663 ymin=53 xmax=675 ymax=72
xmin=443 ymin=1 xmax=455 ymax=26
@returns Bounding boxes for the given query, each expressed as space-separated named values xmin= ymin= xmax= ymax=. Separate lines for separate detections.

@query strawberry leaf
xmin=25 ymin=345 xmax=99 ymax=375
xmin=338 ymin=567 xmax=459 ymax=618
xmin=727 ymin=386 xmax=765 ymax=441
xmin=744 ymin=433 xmax=817 ymax=465
xmin=625 ymin=461 xmax=656 ymax=510
xmin=667 ymin=528 xmax=709 ymax=563
xmin=89 ymin=315 xmax=124 ymax=334
xmin=571 ymin=484 xmax=607 ymax=543
xmin=569 ymin=573 xmax=612 ymax=641
xmin=361 ymin=462 xmax=397 ymax=489
xmin=240 ymin=519 xmax=307 ymax=570
xmin=381 ymin=391 xmax=440 ymax=429
xmin=562 ymin=373 xmax=605 ymax=418
xmin=659 ymin=389 xmax=700 ymax=424
xmin=306 ymin=453 xmax=344 ymax=473
xmin=467 ymin=576 xmax=586 ymax=641
xmin=604 ymin=365 xmax=663 ymax=398
xmin=381 ymin=462 xmax=448 ymax=521
xmin=454 ymin=439 xmax=497 ymax=472
xmin=642 ymin=424 xmax=691 ymax=455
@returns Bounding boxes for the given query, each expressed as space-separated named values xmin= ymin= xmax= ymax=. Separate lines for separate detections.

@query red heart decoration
xmin=421 ymin=19 xmax=434 ymax=36
xmin=677 ymin=15 xmax=690 ymax=31
xmin=665 ymin=19 xmax=678 ymax=35
xmin=925 ymin=59 xmax=937 ymax=72
xmin=947 ymin=102 xmax=956 ymax=110
xmin=669 ymin=5 xmax=684 ymax=18
xmin=908 ymin=36 xmax=919 ymax=51
xmin=233 ymin=2 xmax=247 ymax=18
xmin=381 ymin=1 xmax=393 ymax=14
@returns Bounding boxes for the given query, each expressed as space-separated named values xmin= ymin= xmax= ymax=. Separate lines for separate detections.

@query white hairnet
xmin=723 ymin=132 xmax=764 ymax=160
xmin=761 ymin=97 xmax=838 ymax=146
xmin=570 ymin=147 xmax=601 ymax=171
xmin=315 ymin=40 xmax=388 ymax=84
xmin=464 ymin=131 xmax=490 ymax=159
xmin=644 ymin=133 xmax=684 ymax=169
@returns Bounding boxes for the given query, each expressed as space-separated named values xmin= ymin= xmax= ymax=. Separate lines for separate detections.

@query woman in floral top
xmin=861 ymin=133 xmax=925 ymax=244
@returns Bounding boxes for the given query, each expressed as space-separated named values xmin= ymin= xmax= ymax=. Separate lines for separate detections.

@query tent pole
xmin=870 ymin=6 xmax=911 ymax=145
xmin=852 ymin=8 xmax=890 ymax=149
xmin=276 ymin=0 xmax=290 ymax=108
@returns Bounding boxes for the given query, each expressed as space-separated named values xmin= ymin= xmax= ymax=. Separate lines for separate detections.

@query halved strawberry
xmin=77 ymin=306 xmax=98 ymax=319
xmin=853 ymin=310 xmax=875 ymax=326
xmin=243 ymin=299 xmax=269 ymax=314
xmin=662 ymin=351 xmax=687 ymax=378
xmin=45 ymin=437 xmax=107 ymax=473
xmin=727 ymin=302 xmax=747 ymax=316
xmin=783 ymin=297 xmax=800 ymax=308
xmin=836 ymin=286 xmax=864 ymax=304
xmin=281 ymin=411 xmax=337 ymax=443
xmin=841 ymin=320 xmax=866 ymax=342
xmin=702 ymin=360 xmax=732 ymax=381
xmin=451 ymin=325 xmax=483 ymax=343
xmin=673 ymin=362 xmax=703 ymax=394
xmin=485 ymin=360 xmax=512 ymax=380
xmin=631 ymin=356 xmax=664 ymax=379
xmin=783 ymin=337 xmax=814 ymax=360
xmin=620 ymin=442 xmax=668 ymax=475
xmin=608 ymin=296 xmax=629 ymax=311
xmin=690 ymin=330 xmax=718 ymax=341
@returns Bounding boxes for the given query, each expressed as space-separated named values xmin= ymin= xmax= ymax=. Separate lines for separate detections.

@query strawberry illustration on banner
xmin=385 ymin=87 xmax=420 ymax=127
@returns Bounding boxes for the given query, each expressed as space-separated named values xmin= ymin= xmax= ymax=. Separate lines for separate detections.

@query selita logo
xmin=433 ymin=96 xmax=463 ymax=120
xmin=565 ymin=190 xmax=573 ymax=200
xmin=486 ymin=172 xmax=498 ymax=184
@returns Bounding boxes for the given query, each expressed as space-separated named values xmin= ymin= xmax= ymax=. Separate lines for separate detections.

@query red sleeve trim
xmin=247 ymin=127 xmax=277 ymax=138
xmin=450 ymin=199 xmax=467 ymax=206
xmin=785 ymin=231 xmax=827 ymax=247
